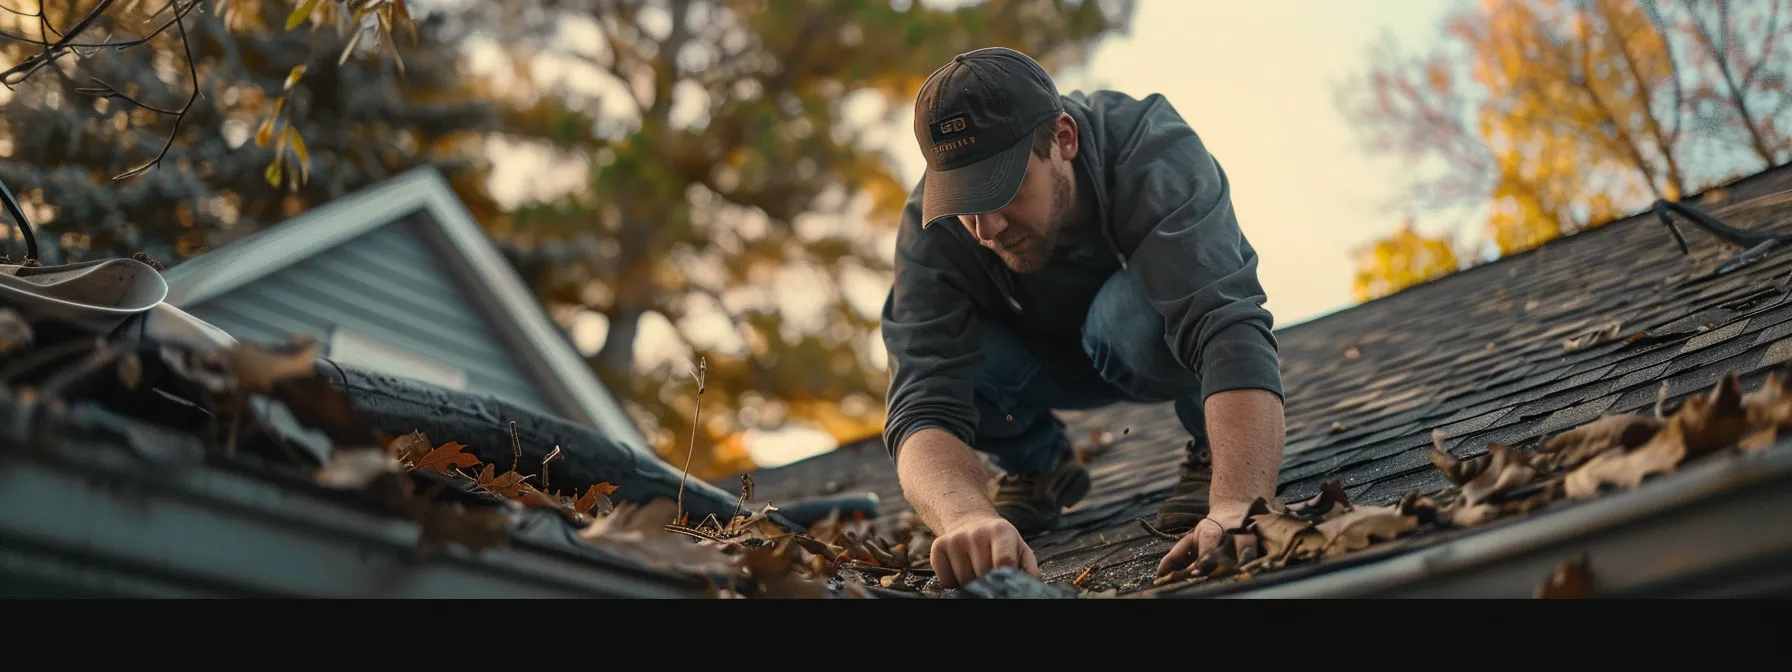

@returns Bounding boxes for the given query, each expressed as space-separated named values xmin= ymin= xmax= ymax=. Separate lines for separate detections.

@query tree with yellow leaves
xmin=1338 ymin=0 xmax=1792 ymax=299
xmin=1351 ymin=217 xmax=1461 ymax=303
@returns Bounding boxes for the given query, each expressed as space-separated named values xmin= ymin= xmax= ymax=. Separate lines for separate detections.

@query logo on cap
xmin=938 ymin=116 xmax=966 ymax=137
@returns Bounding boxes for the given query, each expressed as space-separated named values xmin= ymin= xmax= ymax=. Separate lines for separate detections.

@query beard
xmin=992 ymin=166 xmax=1074 ymax=274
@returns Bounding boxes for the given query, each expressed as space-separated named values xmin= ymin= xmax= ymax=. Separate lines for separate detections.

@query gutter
xmin=1165 ymin=438 xmax=1792 ymax=599
xmin=0 ymin=424 xmax=712 ymax=599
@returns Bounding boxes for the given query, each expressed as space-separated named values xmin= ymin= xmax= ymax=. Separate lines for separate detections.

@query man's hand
xmin=1156 ymin=389 xmax=1284 ymax=579
xmin=1155 ymin=501 xmax=1257 ymax=577
xmin=896 ymin=428 xmax=1044 ymax=589
xmin=930 ymin=513 xmax=1040 ymax=589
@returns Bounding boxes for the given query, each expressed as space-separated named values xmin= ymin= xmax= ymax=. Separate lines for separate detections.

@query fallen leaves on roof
xmin=1151 ymin=366 xmax=1792 ymax=594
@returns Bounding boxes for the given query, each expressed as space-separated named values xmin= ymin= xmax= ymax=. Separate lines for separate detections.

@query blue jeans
xmin=973 ymin=269 xmax=1207 ymax=475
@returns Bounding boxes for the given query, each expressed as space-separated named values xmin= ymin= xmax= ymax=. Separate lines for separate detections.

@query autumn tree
xmin=1351 ymin=217 xmax=1460 ymax=303
xmin=1338 ymin=0 xmax=1792 ymax=299
xmin=0 ymin=0 xmax=502 ymax=265
xmin=475 ymin=0 xmax=1136 ymax=479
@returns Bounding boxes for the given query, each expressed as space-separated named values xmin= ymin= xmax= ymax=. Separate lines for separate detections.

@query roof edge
xmin=161 ymin=166 xmax=651 ymax=454
xmin=163 ymin=167 xmax=444 ymax=305
xmin=408 ymin=170 xmax=652 ymax=453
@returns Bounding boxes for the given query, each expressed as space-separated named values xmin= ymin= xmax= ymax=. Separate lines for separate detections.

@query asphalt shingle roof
xmin=735 ymin=161 xmax=1792 ymax=595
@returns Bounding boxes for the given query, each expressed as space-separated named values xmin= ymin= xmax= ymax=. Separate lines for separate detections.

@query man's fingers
xmin=949 ymin=543 xmax=978 ymax=588
xmin=992 ymin=540 xmax=1019 ymax=572
xmin=971 ymin=533 xmax=995 ymax=578
xmin=1157 ymin=533 xmax=1198 ymax=577
xmin=932 ymin=538 xmax=960 ymax=589
xmin=1020 ymin=543 xmax=1040 ymax=577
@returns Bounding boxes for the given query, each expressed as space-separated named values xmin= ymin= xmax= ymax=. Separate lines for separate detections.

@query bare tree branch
xmin=111 ymin=5 xmax=198 ymax=181
xmin=0 ymin=0 xmax=116 ymax=85
xmin=0 ymin=0 xmax=202 ymax=88
xmin=1743 ymin=0 xmax=1784 ymax=88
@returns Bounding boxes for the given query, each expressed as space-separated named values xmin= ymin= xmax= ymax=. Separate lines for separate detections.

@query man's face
xmin=957 ymin=148 xmax=1075 ymax=274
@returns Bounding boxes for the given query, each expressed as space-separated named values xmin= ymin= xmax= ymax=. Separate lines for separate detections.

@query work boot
xmin=991 ymin=449 xmax=1093 ymax=535
xmin=1154 ymin=438 xmax=1213 ymax=532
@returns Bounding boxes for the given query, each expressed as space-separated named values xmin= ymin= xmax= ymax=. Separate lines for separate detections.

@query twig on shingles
xmin=698 ymin=513 xmax=723 ymax=535
xmin=676 ymin=356 xmax=707 ymax=524
xmin=540 ymin=444 xmax=561 ymax=491
xmin=839 ymin=559 xmax=934 ymax=577
xmin=1071 ymin=544 xmax=1133 ymax=588
xmin=730 ymin=473 xmax=753 ymax=525
xmin=1138 ymin=517 xmax=1184 ymax=541
xmin=508 ymin=420 xmax=522 ymax=473
xmin=665 ymin=523 xmax=730 ymax=544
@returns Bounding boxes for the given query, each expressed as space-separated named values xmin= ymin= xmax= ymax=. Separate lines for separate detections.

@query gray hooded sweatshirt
xmin=879 ymin=89 xmax=1284 ymax=461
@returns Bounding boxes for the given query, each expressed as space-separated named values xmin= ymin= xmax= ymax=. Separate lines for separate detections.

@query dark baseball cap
xmin=913 ymin=47 xmax=1063 ymax=228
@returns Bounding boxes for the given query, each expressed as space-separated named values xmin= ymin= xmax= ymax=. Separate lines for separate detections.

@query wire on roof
xmin=1655 ymin=198 xmax=1792 ymax=275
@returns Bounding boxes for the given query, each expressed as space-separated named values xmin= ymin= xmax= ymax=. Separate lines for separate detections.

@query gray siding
xmin=182 ymin=215 xmax=555 ymax=414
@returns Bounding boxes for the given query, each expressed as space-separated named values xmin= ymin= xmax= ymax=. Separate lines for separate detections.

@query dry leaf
xmin=1460 ymin=444 xmax=1538 ymax=505
xmin=1428 ymin=429 xmax=1492 ymax=484
xmin=1395 ymin=492 xmax=1444 ymax=526
xmin=792 ymin=534 xmax=845 ymax=560
xmin=573 ymin=483 xmax=618 ymax=515
xmin=1536 ymin=557 xmax=1592 ymax=598
xmin=1316 ymin=505 xmax=1419 ymax=558
xmin=476 ymin=463 xmax=530 ymax=499
xmin=389 ymin=429 xmax=432 ymax=464
xmin=227 ymin=337 xmax=322 ymax=394
xmin=1563 ymin=427 xmax=1686 ymax=499
xmin=1563 ymin=374 xmax=1751 ymax=499
xmin=414 ymin=441 xmax=480 ymax=474
xmin=738 ymin=539 xmax=830 ymax=598
xmin=578 ymin=498 xmax=735 ymax=576
xmin=1739 ymin=427 xmax=1778 ymax=453
xmin=417 ymin=504 xmax=512 ymax=553
xmin=1743 ymin=368 xmax=1792 ymax=429
xmin=1447 ymin=501 xmax=1501 ymax=527
xmin=1249 ymin=512 xmax=1322 ymax=562
xmin=514 ymin=483 xmax=565 ymax=510
xmin=1286 ymin=480 xmax=1350 ymax=520
xmin=1676 ymin=373 xmax=1750 ymax=459
xmin=315 ymin=447 xmax=402 ymax=488
xmin=1540 ymin=413 xmax=1663 ymax=471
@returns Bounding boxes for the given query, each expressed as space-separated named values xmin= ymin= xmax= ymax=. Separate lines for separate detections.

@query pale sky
xmin=479 ymin=1 xmax=1462 ymax=467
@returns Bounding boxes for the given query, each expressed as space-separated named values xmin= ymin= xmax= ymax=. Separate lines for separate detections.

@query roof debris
xmin=1145 ymin=364 xmax=1792 ymax=595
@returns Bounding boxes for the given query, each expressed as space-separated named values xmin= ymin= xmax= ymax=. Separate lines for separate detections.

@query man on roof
xmin=879 ymin=47 xmax=1287 ymax=589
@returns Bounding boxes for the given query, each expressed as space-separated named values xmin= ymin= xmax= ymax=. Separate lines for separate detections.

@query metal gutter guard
xmin=1168 ymin=438 xmax=1792 ymax=599
xmin=0 ymin=435 xmax=712 ymax=599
